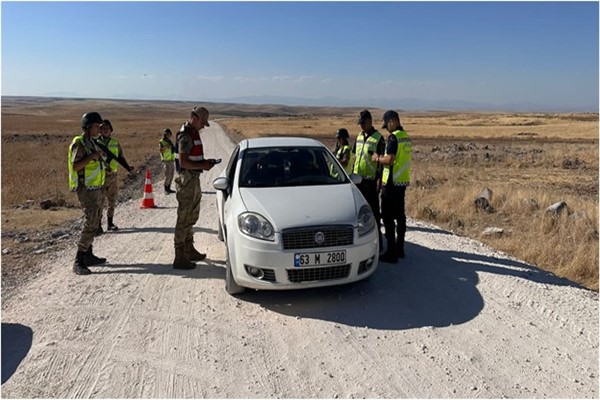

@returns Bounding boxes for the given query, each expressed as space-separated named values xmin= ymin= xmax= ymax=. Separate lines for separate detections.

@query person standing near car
xmin=97 ymin=119 xmax=134 ymax=232
xmin=159 ymin=128 xmax=176 ymax=194
xmin=372 ymin=110 xmax=411 ymax=263
xmin=173 ymin=106 xmax=218 ymax=269
xmin=352 ymin=110 xmax=385 ymax=250
xmin=68 ymin=112 xmax=108 ymax=275
xmin=333 ymin=128 xmax=354 ymax=174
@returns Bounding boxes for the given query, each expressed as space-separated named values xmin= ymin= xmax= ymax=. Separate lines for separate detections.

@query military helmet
xmin=101 ymin=119 xmax=113 ymax=132
xmin=81 ymin=112 xmax=103 ymax=129
xmin=335 ymin=128 xmax=349 ymax=140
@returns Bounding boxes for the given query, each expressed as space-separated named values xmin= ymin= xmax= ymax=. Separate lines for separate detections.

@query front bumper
xmin=228 ymin=227 xmax=379 ymax=290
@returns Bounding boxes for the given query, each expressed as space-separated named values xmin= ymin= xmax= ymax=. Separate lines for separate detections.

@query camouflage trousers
xmin=101 ymin=172 xmax=118 ymax=219
xmin=174 ymin=170 xmax=202 ymax=248
xmin=163 ymin=161 xmax=175 ymax=188
xmin=77 ymin=188 xmax=102 ymax=252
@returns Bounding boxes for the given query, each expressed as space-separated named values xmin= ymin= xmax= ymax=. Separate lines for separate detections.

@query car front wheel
xmin=225 ymin=250 xmax=245 ymax=295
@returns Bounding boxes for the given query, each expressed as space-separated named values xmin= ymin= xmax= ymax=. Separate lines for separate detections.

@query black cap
xmin=164 ymin=128 xmax=172 ymax=134
xmin=335 ymin=128 xmax=349 ymax=139
xmin=357 ymin=110 xmax=372 ymax=125
xmin=382 ymin=110 xmax=399 ymax=128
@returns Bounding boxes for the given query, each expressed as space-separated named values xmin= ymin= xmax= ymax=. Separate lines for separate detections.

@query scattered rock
xmin=40 ymin=199 xmax=58 ymax=210
xmin=474 ymin=188 xmax=494 ymax=213
xmin=546 ymin=201 xmax=568 ymax=215
xmin=482 ymin=227 xmax=504 ymax=237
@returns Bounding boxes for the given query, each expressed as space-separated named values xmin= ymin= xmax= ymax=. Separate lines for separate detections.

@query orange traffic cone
xmin=141 ymin=170 xmax=157 ymax=208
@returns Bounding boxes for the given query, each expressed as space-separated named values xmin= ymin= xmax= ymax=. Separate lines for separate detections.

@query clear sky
xmin=1 ymin=1 xmax=598 ymax=111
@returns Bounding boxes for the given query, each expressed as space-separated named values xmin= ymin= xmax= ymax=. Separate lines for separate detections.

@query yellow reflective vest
xmin=382 ymin=130 xmax=411 ymax=186
xmin=336 ymin=144 xmax=354 ymax=174
xmin=353 ymin=131 xmax=382 ymax=179
xmin=68 ymin=135 xmax=105 ymax=191
xmin=159 ymin=139 xmax=175 ymax=161
xmin=103 ymin=137 xmax=120 ymax=173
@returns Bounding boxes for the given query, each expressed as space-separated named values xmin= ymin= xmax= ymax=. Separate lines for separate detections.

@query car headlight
xmin=238 ymin=212 xmax=275 ymax=241
xmin=357 ymin=205 xmax=376 ymax=236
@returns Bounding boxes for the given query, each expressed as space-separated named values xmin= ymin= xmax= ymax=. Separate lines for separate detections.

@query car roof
xmin=241 ymin=136 xmax=324 ymax=150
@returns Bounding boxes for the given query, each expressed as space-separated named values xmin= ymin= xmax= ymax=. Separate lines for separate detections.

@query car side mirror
xmin=213 ymin=176 xmax=230 ymax=191
xmin=349 ymin=173 xmax=362 ymax=185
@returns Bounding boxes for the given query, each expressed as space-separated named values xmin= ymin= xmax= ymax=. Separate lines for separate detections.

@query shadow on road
xmin=91 ymin=261 xmax=225 ymax=279
xmin=241 ymin=242 xmax=581 ymax=330
xmin=100 ymin=226 xmax=218 ymax=235
xmin=1 ymin=323 xmax=33 ymax=384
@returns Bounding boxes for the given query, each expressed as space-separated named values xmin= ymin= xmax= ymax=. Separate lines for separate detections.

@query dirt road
xmin=2 ymin=124 xmax=598 ymax=398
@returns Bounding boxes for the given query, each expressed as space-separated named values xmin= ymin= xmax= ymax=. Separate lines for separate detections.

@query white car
xmin=213 ymin=137 xmax=379 ymax=295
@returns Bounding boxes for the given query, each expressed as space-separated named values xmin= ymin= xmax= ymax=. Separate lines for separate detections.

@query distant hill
xmin=3 ymin=95 xmax=597 ymax=116
xmin=213 ymin=95 xmax=597 ymax=113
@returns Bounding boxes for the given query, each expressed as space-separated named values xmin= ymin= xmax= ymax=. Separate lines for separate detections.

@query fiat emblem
xmin=314 ymin=231 xmax=325 ymax=244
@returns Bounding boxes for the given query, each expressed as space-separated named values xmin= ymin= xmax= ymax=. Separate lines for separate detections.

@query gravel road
xmin=1 ymin=124 xmax=598 ymax=398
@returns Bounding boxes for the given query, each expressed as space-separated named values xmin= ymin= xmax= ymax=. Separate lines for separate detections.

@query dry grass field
xmin=1 ymin=97 xmax=598 ymax=291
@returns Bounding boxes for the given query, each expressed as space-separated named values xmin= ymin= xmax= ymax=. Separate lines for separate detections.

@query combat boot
xmin=185 ymin=240 xmax=207 ymax=261
xmin=85 ymin=245 xmax=107 ymax=266
xmin=73 ymin=250 xmax=92 ymax=275
xmin=107 ymin=217 xmax=119 ymax=231
xmin=396 ymin=239 xmax=405 ymax=259
xmin=173 ymin=246 xmax=196 ymax=270
xmin=165 ymin=185 xmax=170 ymax=195
xmin=380 ymin=234 xmax=398 ymax=263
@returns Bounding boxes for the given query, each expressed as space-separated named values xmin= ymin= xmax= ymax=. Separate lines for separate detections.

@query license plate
xmin=294 ymin=250 xmax=346 ymax=267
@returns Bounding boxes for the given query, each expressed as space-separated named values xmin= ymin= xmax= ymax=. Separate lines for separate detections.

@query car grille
xmin=282 ymin=226 xmax=354 ymax=250
xmin=287 ymin=264 xmax=351 ymax=283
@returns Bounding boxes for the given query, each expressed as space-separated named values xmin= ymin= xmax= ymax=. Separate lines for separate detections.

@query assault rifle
xmin=93 ymin=138 xmax=135 ymax=173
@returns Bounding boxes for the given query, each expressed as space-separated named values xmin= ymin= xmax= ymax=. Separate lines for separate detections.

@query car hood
xmin=239 ymin=184 xmax=365 ymax=231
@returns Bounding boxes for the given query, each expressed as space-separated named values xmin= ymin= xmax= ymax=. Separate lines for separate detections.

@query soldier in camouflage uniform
xmin=173 ymin=106 xmax=219 ymax=269
xmin=97 ymin=119 xmax=134 ymax=232
xmin=67 ymin=112 xmax=109 ymax=275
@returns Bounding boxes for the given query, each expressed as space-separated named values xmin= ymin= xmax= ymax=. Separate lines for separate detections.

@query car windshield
xmin=239 ymin=146 xmax=349 ymax=188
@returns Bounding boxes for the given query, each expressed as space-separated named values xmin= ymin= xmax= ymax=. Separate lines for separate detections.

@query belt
xmin=179 ymin=168 xmax=201 ymax=174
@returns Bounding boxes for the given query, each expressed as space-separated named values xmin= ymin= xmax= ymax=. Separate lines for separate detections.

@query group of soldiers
xmin=332 ymin=109 xmax=411 ymax=263
xmin=68 ymin=106 xmax=217 ymax=275
xmin=68 ymin=106 xmax=409 ymax=276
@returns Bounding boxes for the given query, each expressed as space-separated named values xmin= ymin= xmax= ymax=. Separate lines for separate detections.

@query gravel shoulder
xmin=1 ymin=124 xmax=598 ymax=398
